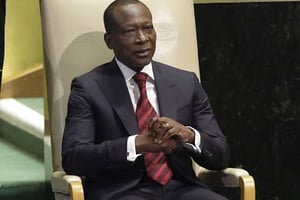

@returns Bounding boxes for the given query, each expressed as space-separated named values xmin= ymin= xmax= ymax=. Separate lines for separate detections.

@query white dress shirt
xmin=115 ymin=58 xmax=201 ymax=161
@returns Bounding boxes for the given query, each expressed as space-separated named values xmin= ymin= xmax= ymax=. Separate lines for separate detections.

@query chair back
xmin=40 ymin=0 xmax=200 ymax=172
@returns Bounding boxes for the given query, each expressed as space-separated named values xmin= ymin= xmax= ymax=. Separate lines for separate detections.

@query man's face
xmin=104 ymin=3 xmax=156 ymax=71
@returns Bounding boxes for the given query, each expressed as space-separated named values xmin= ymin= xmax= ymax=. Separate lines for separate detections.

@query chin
xmin=138 ymin=58 xmax=152 ymax=66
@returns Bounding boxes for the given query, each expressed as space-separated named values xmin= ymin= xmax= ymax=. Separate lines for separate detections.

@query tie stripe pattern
xmin=133 ymin=72 xmax=172 ymax=185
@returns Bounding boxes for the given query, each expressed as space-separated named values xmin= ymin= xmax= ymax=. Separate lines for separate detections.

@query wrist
xmin=135 ymin=134 xmax=153 ymax=154
xmin=186 ymin=127 xmax=195 ymax=143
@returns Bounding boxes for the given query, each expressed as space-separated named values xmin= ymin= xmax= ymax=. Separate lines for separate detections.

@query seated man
xmin=62 ymin=0 xmax=230 ymax=199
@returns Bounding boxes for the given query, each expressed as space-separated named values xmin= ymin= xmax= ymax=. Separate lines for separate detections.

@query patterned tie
xmin=133 ymin=72 xmax=173 ymax=185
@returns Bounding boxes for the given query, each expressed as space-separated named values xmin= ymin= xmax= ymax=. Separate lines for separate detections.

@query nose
xmin=136 ymin=30 xmax=149 ymax=43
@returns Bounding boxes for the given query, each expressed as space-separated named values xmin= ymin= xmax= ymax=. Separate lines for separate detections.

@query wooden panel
xmin=0 ymin=65 xmax=43 ymax=98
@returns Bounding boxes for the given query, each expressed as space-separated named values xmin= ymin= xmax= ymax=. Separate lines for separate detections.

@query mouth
xmin=134 ymin=49 xmax=152 ymax=57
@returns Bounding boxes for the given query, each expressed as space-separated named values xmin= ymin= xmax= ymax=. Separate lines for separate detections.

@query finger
xmin=159 ymin=127 xmax=176 ymax=143
xmin=148 ymin=117 xmax=158 ymax=130
xmin=161 ymin=139 xmax=177 ymax=154
xmin=160 ymin=143 xmax=173 ymax=154
xmin=156 ymin=124 xmax=171 ymax=142
xmin=152 ymin=124 xmax=169 ymax=143
xmin=161 ymin=122 xmax=172 ymax=133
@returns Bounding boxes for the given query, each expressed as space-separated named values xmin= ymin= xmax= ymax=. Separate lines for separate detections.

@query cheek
xmin=118 ymin=40 xmax=134 ymax=50
xmin=151 ymin=33 xmax=157 ymax=42
xmin=113 ymin=42 xmax=130 ymax=53
xmin=150 ymin=37 xmax=156 ymax=47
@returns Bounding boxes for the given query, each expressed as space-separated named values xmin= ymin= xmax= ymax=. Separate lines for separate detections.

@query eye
xmin=144 ymin=25 xmax=153 ymax=31
xmin=123 ymin=28 xmax=136 ymax=35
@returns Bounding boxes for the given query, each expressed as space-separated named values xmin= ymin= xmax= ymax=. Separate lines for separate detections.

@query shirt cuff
xmin=185 ymin=126 xmax=202 ymax=153
xmin=127 ymin=135 xmax=141 ymax=161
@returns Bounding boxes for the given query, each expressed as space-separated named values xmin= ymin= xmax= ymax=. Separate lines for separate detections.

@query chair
xmin=39 ymin=0 xmax=255 ymax=200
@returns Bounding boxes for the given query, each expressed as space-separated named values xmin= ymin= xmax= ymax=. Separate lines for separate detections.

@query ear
xmin=104 ymin=33 xmax=113 ymax=49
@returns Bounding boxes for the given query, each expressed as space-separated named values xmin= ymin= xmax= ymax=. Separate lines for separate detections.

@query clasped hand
xmin=135 ymin=117 xmax=195 ymax=154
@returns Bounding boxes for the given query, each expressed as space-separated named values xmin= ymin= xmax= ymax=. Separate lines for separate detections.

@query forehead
xmin=112 ymin=3 xmax=153 ymax=25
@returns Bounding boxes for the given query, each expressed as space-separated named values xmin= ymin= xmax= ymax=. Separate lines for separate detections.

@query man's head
xmin=103 ymin=0 xmax=156 ymax=71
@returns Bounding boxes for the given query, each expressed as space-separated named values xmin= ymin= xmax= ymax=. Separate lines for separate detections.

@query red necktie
xmin=133 ymin=72 xmax=173 ymax=185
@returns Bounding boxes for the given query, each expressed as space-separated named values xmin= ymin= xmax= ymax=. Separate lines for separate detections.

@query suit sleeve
xmin=189 ymin=73 xmax=230 ymax=170
xmin=62 ymin=78 xmax=131 ymax=176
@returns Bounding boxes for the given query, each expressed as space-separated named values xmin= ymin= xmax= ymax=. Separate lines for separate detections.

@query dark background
xmin=0 ymin=0 xmax=5 ymax=89
xmin=194 ymin=2 xmax=300 ymax=200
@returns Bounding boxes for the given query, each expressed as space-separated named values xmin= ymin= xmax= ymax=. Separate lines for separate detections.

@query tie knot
xmin=133 ymin=72 xmax=148 ymax=88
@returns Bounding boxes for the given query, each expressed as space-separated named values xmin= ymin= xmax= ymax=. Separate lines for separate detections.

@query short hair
xmin=103 ymin=0 xmax=146 ymax=33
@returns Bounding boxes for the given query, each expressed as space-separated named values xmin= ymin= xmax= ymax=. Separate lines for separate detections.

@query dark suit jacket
xmin=62 ymin=60 xmax=230 ymax=200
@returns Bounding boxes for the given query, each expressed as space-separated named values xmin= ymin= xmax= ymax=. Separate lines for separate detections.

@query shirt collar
xmin=115 ymin=57 xmax=155 ymax=83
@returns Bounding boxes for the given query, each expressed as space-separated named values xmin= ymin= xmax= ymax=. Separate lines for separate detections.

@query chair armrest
xmin=239 ymin=174 xmax=256 ymax=200
xmin=196 ymin=167 xmax=256 ymax=200
xmin=197 ymin=167 xmax=249 ymax=187
xmin=51 ymin=170 xmax=84 ymax=200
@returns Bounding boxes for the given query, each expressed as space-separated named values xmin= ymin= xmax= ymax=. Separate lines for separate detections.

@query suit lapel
xmin=153 ymin=63 xmax=177 ymax=119
xmin=96 ymin=61 xmax=139 ymax=135
xmin=95 ymin=61 xmax=178 ymax=135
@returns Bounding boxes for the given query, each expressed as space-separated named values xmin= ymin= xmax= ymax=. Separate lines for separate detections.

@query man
xmin=62 ymin=0 xmax=230 ymax=199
